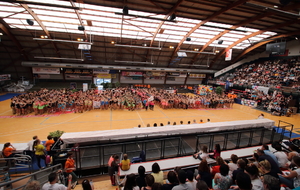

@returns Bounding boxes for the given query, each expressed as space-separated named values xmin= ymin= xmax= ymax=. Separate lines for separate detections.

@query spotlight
xmin=215 ymin=50 xmax=220 ymax=53
xmin=169 ymin=46 xmax=174 ymax=49
xmin=194 ymin=48 xmax=199 ymax=51
xmin=143 ymin=43 xmax=147 ymax=47
xmin=186 ymin=37 xmax=191 ymax=41
xmin=218 ymin=40 xmax=223 ymax=44
xmin=78 ymin=25 xmax=85 ymax=31
xmin=26 ymin=19 xmax=34 ymax=26
xmin=296 ymin=37 xmax=299 ymax=40
xmin=169 ymin=13 xmax=176 ymax=21
xmin=111 ymin=41 xmax=115 ymax=44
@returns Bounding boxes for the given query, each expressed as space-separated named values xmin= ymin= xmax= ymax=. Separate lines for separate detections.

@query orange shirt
xmin=45 ymin=139 xmax=54 ymax=151
xmin=3 ymin=147 xmax=13 ymax=157
xmin=65 ymin=158 xmax=75 ymax=173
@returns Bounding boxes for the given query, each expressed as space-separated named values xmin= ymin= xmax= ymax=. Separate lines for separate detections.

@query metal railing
xmin=0 ymin=154 xmax=33 ymax=173
xmin=0 ymin=164 xmax=62 ymax=190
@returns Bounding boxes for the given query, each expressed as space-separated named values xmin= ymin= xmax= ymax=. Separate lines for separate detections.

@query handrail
xmin=0 ymin=164 xmax=63 ymax=189
xmin=0 ymin=154 xmax=33 ymax=173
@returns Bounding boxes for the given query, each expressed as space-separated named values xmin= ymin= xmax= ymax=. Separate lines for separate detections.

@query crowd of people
xmin=220 ymin=57 xmax=300 ymax=88
xmin=9 ymin=87 xmax=234 ymax=116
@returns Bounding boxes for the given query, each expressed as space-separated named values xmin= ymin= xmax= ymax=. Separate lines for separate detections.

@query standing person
xmin=120 ymin=154 xmax=131 ymax=171
xmin=27 ymin=135 xmax=38 ymax=161
xmin=151 ymin=163 xmax=164 ymax=184
xmin=33 ymin=139 xmax=46 ymax=169
xmin=42 ymin=172 xmax=72 ymax=190
xmin=44 ymin=135 xmax=54 ymax=155
xmin=108 ymin=155 xmax=119 ymax=186
xmin=65 ymin=152 xmax=78 ymax=187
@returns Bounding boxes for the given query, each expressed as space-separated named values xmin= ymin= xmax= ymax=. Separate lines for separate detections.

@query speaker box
xmin=78 ymin=25 xmax=85 ymax=31
xmin=186 ymin=37 xmax=191 ymax=41
xmin=218 ymin=40 xmax=223 ymax=44
xmin=123 ymin=6 xmax=128 ymax=15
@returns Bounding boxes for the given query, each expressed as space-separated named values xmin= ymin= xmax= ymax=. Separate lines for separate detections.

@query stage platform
xmin=61 ymin=119 xmax=275 ymax=144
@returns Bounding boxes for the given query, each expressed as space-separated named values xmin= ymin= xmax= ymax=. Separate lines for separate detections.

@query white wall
xmin=287 ymin=40 xmax=300 ymax=56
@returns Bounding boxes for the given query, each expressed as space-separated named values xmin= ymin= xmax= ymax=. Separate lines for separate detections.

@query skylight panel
xmin=9 ymin=13 xmax=34 ymax=19
xmin=205 ymin=22 xmax=233 ymax=28
xmin=28 ymin=4 xmax=74 ymax=12
xmin=194 ymin=29 xmax=220 ymax=35
xmin=32 ymin=9 xmax=77 ymax=18
xmin=42 ymin=22 xmax=65 ymax=28
xmin=0 ymin=6 xmax=25 ymax=13
xmin=200 ymin=26 xmax=224 ymax=32
xmin=38 ymin=16 xmax=79 ymax=24
xmin=219 ymin=37 xmax=240 ymax=42
xmin=28 ymin=0 xmax=71 ymax=6
xmin=0 ymin=2 xmax=15 ymax=6
xmin=166 ymin=31 xmax=187 ymax=36
xmin=3 ymin=18 xmax=24 ymax=25
xmin=193 ymin=33 xmax=215 ymax=39
xmin=0 ymin=12 xmax=14 ymax=17
xmin=83 ymin=4 xmax=121 ymax=12
xmin=235 ymin=27 xmax=259 ymax=32
xmin=223 ymin=33 xmax=245 ymax=38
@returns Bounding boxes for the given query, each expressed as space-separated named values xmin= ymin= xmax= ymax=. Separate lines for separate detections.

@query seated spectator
xmin=136 ymin=166 xmax=146 ymax=189
xmin=141 ymin=174 xmax=155 ymax=190
xmin=162 ymin=171 xmax=178 ymax=190
xmin=232 ymin=159 xmax=246 ymax=184
xmin=262 ymin=174 xmax=280 ymax=190
xmin=234 ymin=172 xmax=252 ymax=190
xmin=213 ymin=164 xmax=231 ymax=190
xmin=272 ymin=142 xmax=288 ymax=169
xmin=288 ymin=144 xmax=300 ymax=161
xmin=278 ymin=156 xmax=300 ymax=189
xmin=211 ymin=157 xmax=226 ymax=178
xmin=196 ymin=180 xmax=209 ymax=190
xmin=186 ymin=170 xmax=197 ymax=190
xmin=151 ymin=163 xmax=164 ymax=184
xmin=258 ymin=160 xmax=279 ymax=179
xmin=228 ymin=154 xmax=238 ymax=174
xmin=209 ymin=144 xmax=221 ymax=159
xmin=196 ymin=159 xmax=212 ymax=188
xmin=193 ymin=145 xmax=209 ymax=160
xmin=152 ymin=183 xmax=162 ymax=190
xmin=120 ymin=154 xmax=131 ymax=171
xmin=25 ymin=180 xmax=40 ymax=190
xmin=172 ymin=170 xmax=188 ymax=190
xmin=257 ymin=149 xmax=281 ymax=174
xmin=42 ymin=172 xmax=72 ymax=190
xmin=122 ymin=173 xmax=139 ymax=190
xmin=2 ymin=142 xmax=16 ymax=158
xmin=82 ymin=179 xmax=94 ymax=190
xmin=245 ymin=164 xmax=263 ymax=190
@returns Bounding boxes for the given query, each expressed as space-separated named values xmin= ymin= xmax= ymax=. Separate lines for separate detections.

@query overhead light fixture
xmin=26 ymin=19 xmax=34 ymax=26
xmin=194 ymin=48 xmax=199 ymax=51
xmin=215 ymin=50 xmax=220 ymax=53
xmin=33 ymin=38 xmax=93 ymax=45
xmin=0 ymin=33 xmax=3 ymax=35
xmin=245 ymin=2 xmax=300 ymax=17
xmin=34 ymin=56 xmax=84 ymax=61
xmin=40 ymin=35 xmax=48 ymax=39
xmin=115 ymin=60 xmax=154 ymax=64
xmin=296 ymin=37 xmax=299 ymax=40
xmin=179 ymin=50 xmax=216 ymax=55
xmin=115 ymin=12 xmax=177 ymax=23
xmin=114 ymin=44 xmax=161 ymax=50
xmin=77 ymin=38 xmax=84 ymax=41
xmin=111 ymin=41 xmax=115 ymax=44
xmin=169 ymin=13 xmax=176 ymax=21
xmin=169 ymin=46 xmax=174 ymax=49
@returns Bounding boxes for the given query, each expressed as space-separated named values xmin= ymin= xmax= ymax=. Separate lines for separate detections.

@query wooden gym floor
xmin=1 ymin=94 xmax=300 ymax=190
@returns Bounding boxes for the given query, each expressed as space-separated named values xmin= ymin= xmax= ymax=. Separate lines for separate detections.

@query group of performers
xmin=10 ymin=87 xmax=234 ymax=116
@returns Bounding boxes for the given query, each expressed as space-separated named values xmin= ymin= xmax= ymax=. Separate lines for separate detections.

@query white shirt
xmin=42 ymin=183 xmax=67 ymax=190
xmin=274 ymin=151 xmax=289 ymax=168
xmin=251 ymin=178 xmax=264 ymax=190
xmin=27 ymin=140 xmax=35 ymax=151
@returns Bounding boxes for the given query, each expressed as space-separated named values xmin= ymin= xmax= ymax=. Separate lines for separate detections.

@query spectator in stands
xmin=272 ymin=142 xmax=289 ymax=169
xmin=120 ymin=154 xmax=131 ymax=171
xmin=196 ymin=159 xmax=212 ymax=188
xmin=172 ymin=170 xmax=188 ymax=190
xmin=278 ymin=156 xmax=300 ymax=189
xmin=65 ymin=152 xmax=78 ymax=187
xmin=262 ymin=174 xmax=280 ymax=190
xmin=82 ymin=179 xmax=94 ymax=190
xmin=232 ymin=159 xmax=246 ymax=184
xmin=199 ymin=120 xmax=204 ymax=124
xmin=109 ymin=155 xmax=119 ymax=186
xmin=228 ymin=154 xmax=238 ymax=174
xmin=136 ymin=166 xmax=146 ymax=189
xmin=186 ymin=170 xmax=197 ymax=190
xmin=25 ymin=180 xmax=40 ymax=190
xmin=141 ymin=174 xmax=155 ymax=190
xmin=196 ymin=180 xmax=209 ymax=190
xmin=2 ymin=142 xmax=16 ymax=158
xmin=207 ymin=119 xmax=210 ymax=123
xmin=244 ymin=164 xmax=263 ymax=190
xmin=44 ymin=135 xmax=54 ymax=155
xmin=193 ymin=145 xmax=209 ymax=160
xmin=258 ymin=160 xmax=279 ymax=180
xmin=162 ymin=171 xmax=178 ymax=190
xmin=252 ymin=153 xmax=260 ymax=166
xmin=33 ymin=139 xmax=46 ymax=169
xmin=152 ymin=183 xmax=162 ymax=190
xmin=213 ymin=164 xmax=231 ymax=190
xmin=180 ymin=121 xmax=183 ymax=125
xmin=211 ymin=157 xmax=226 ymax=178
xmin=210 ymin=144 xmax=221 ymax=159
xmin=151 ymin=162 xmax=164 ymax=184
xmin=288 ymin=144 xmax=300 ymax=161
xmin=153 ymin=123 xmax=157 ymax=127
xmin=261 ymin=144 xmax=279 ymax=167
xmin=257 ymin=149 xmax=281 ymax=175
xmin=42 ymin=172 xmax=72 ymax=190
xmin=160 ymin=123 xmax=164 ymax=126
xmin=123 ymin=173 xmax=139 ymax=190
xmin=234 ymin=172 xmax=252 ymax=190
xmin=173 ymin=122 xmax=177 ymax=125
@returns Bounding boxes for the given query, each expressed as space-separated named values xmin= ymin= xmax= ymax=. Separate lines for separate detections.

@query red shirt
xmin=65 ymin=158 xmax=75 ymax=173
